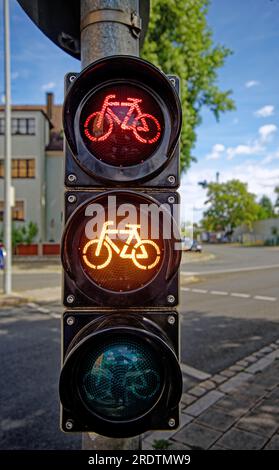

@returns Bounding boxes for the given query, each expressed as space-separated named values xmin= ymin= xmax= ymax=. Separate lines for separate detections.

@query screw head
xmin=69 ymin=75 xmax=76 ymax=82
xmin=168 ymin=315 xmax=176 ymax=325
xmin=67 ymin=174 xmax=77 ymax=183
xmin=168 ymin=196 xmax=175 ymax=204
xmin=67 ymin=194 xmax=76 ymax=204
xmin=65 ymin=420 xmax=74 ymax=430
xmin=167 ymin=294 xmax=176 ymax=304
xmin=66 ymin=295 xmax=75 ymax=304
xmin=167 ymin=175 xmax=176 ymax=185
xmin=168 ymin=418 xmax=176 ymax=428
xmin=66 ymin=316 xmax=75 ymax=326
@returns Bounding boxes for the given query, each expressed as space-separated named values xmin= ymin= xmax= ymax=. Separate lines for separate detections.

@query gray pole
xmin=3 ymin=0 xmax=12 ymax=295
xmin=80 ymin=0 xmax=140 ymax=450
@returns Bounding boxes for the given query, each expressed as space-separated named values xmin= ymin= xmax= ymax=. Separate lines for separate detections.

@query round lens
xmin=80 ymin=83 xmax=164 ymax=166
xmin=78 ymin=336 xmax=162 ymax=420
xmin=79 ymin=194 xmax=164 ymax=292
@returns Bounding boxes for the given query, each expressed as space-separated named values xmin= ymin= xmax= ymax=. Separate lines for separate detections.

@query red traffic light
xmin=64 ymin=55 xmax=182 ymax=185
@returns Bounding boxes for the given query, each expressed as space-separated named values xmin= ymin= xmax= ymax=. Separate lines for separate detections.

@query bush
xmin=0 ymin=222 xmax=38 ymax=249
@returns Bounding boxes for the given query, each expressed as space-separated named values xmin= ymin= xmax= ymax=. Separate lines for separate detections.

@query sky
xmin=0 ymin=0 xmax=279 ymax=224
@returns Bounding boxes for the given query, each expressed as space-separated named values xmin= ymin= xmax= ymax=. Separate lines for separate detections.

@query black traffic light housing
xmin=60 ymin=55 xmax=183 ymax=438
xmin=60 ymin=311 xmax=182 ymax=437
xmin=62 ymin=190 xmax=181 ymax=308
xmin=63 ymin=56 xmax=181 ymax=188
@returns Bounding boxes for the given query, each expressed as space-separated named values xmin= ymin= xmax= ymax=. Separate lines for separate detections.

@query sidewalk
xmin=143 ymin=339 xmax=279 ymax=450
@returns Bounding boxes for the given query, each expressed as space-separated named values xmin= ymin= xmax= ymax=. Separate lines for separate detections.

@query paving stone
xmin=214 ymin=395 xmax=255 ymax=418
xmin=219 ymin=370 xmax=236 ymax=378
xmin=260 ymin=347 xmax=273 ymax=354
xmin=219 ymin=372 xmax=252 ymax=393
xmin=184 ymin=390 xmax=224 ymax=417
xmin=211 ymin=374 xmax=227 ymax=385
xmin=251 ymin=372 xmax=279 ymax=390
xmin=181 ymin=393 xmax=197 ymax=406
xmin=236 ymin=383 xmax=268 ymax=400
xmin=236 ymin=360 xmax=249 ymax=367
xmin=210 ymin=445 xmax=227 ymax=450
xmin=264 ymin=435 xmax=279 ymax=450
xmin=172 ymin=422 xmax=222 ymax=449
xmin=188 ymin=386 xmax=207 ymax=398
xmin=217 ymin=428 xmax=268 ymax=450
xmin=254 ymin=398 xmax=279 ymax=417
xmin=196 ymin=407 xmax=237 ymax=432
xmin=229 ymin=365 xmax=244 ymax=372
xmin=144 ymin=413 xmax=193 ymax=444
xmin=245 ymin=356 xmax=258 ymax=364
xmin=199 ymin=380 xmax=216 ymax=391
xmin=246 ymin=356 xmax=275 ymax=374
xmin=168 ymin=442 xmax=192 ymax=450
xmin=236 ymin=410 xmax=278 ymax=437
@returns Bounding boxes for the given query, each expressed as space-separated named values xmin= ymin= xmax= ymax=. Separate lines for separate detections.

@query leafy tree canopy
xmin=142 ymin=0 xmax=235 ymax=172
xmin=202 ymin=180 xmax=261 ymax=232
xmin=258 ymin=195 xmax=275 ymax=219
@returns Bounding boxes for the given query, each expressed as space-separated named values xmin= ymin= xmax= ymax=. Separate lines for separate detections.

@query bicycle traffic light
xmin=60 ymin=311 xmax=182 ymax=436
xmin=60 ymin=55 xmax=182 ymax=438
xmin=64 ymin=55 xmax=181 ymax=187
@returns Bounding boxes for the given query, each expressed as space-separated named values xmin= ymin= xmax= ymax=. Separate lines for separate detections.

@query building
xmin=0 ymin=93 xmax=63 ymax=244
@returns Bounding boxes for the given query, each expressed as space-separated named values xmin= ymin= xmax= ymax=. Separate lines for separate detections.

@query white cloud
xmin=226 ymin=142 xmax=263 ymax=160
xmin=180 ymin=164 xmax=279 ymax=222
xmin=261 ymin=149 xmax=279 ymax=165
xmin=206 ymin=143 xmax=226 ymax=160
xmin=245 ymin=80 xmax=260 ymax=88
xmin=255 ymin=105 xmax=274 ymax=118
xmin=41 ymin=81 xmax=56 ymax=91
xmin=258 ymin=124 xmax=277 ymax=143
xmin=1 ymin=94 xmax=5 ymax=104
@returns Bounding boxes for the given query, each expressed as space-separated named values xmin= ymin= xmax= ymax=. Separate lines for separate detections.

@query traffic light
xmin=60 ymin=55 xmax=182 ymax=437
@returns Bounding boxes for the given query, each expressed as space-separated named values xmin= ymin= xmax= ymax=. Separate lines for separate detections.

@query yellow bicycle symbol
xmin=82 ymin=221 xmax=161 ymax=271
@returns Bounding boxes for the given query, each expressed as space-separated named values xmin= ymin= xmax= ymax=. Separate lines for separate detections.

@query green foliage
xmin=152 ymin=439 xmax=172 ymax=449
xmin=142 ymin=0 xmax=235 ymax=172
xmin=257 ymin=195 xmax=276 ymax=219
xmin=0 ymin=222 xmax=39 ymax=249
xmin=202 ymin=180 xmax=260 ymax=231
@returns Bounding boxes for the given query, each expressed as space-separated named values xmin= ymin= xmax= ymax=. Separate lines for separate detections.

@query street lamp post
xmin=3 ymin=0 xmax=12 ymax=295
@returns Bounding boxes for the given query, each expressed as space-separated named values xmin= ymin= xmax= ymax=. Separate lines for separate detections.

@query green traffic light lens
xmin=78 ymin=336 xmax=162 ymax=421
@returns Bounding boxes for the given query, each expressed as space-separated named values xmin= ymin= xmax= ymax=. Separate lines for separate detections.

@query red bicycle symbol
xmin=84 ymin=94 xmax=162 ymax=144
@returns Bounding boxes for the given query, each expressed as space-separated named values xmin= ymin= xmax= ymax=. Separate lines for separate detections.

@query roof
xmin=0 ymin=103 xmax=63 ymax=152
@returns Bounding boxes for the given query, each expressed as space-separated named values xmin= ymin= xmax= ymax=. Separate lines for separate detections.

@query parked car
xmin=182 ymin=239 xmax=202 ymax=252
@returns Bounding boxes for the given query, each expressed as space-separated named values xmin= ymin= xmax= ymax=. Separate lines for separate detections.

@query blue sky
xmin=0 ymin=0 xmax=279 ymax=223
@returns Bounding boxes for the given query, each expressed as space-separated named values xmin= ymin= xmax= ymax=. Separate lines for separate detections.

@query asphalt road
xmin=0 ymin=245 xmax=278 ymax=449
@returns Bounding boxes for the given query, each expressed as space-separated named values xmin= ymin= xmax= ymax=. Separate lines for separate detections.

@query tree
xmin=202 ymin=180 xmax=260 ymax=232
xmin=142 ymin=0 xmax=235 ymax=172
xmin=258 ymin=195 xmax=275 ymax=219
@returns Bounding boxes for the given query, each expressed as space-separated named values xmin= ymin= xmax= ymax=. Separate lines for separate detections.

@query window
xmin=0 ymin=200 xmax=25 ymax=221
xmin=0 ymin=159 xmax=35 ymax=178
xmin=12 ymin=118 xmax=35 ymax=135
xmin=0 ymin=118 xmax=35 ymax=135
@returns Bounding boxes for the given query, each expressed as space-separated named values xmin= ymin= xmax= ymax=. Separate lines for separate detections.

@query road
xmin=0 ymin=245 xmax=278 ymax=449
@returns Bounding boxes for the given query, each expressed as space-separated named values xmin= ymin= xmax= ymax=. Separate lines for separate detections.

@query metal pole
xmin=3 ymin=0 xmax=12 ymax=295
xmin=80 ymin=0 xmax=140 ymax=450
